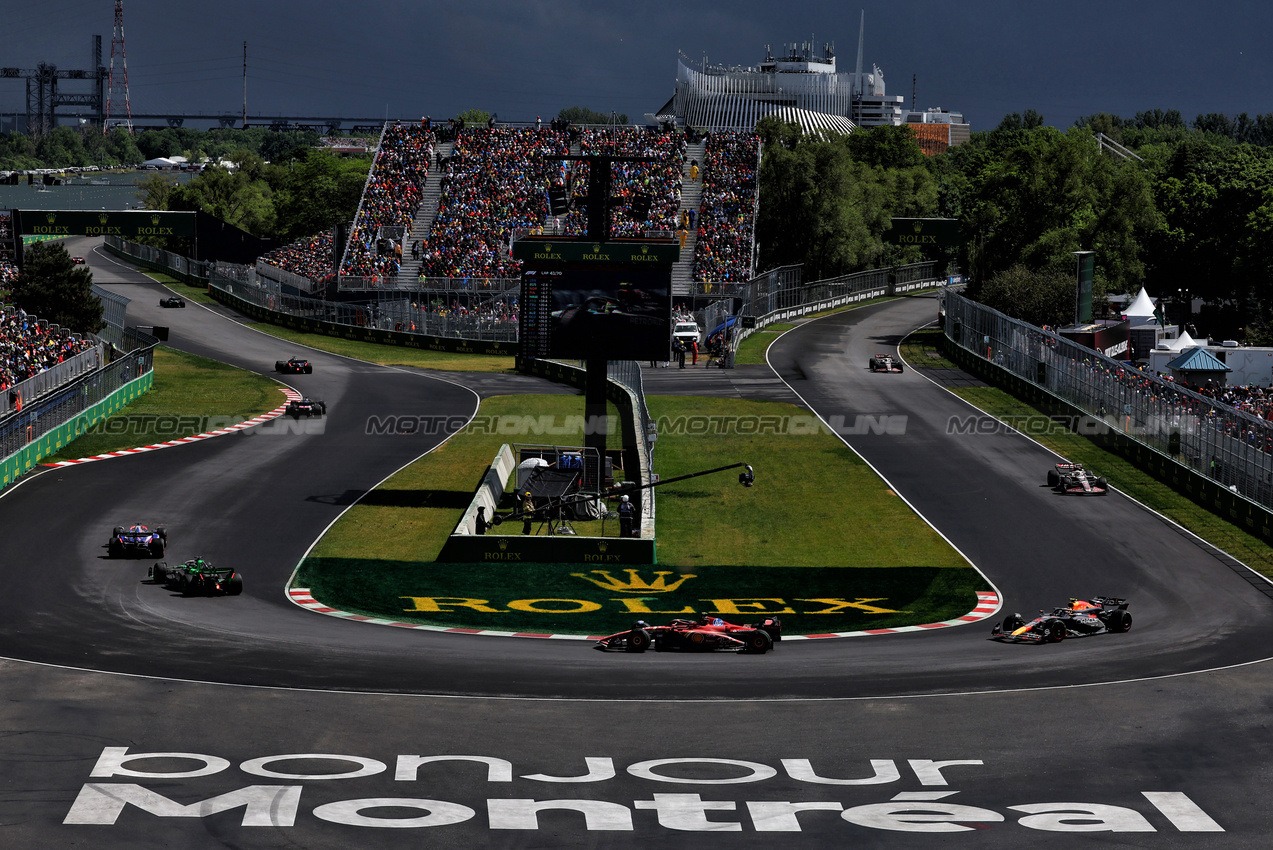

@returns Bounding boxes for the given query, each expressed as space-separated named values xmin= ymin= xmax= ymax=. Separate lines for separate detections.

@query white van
xmin=672 ymin=321 xmax=700 ymax=346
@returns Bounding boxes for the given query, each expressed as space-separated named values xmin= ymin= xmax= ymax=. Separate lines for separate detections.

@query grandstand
xmin=257 ymin=121 xmax=761 ymax=309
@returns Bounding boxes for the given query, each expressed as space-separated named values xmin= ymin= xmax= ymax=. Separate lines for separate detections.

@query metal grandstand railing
xmin=943 ymin=288 xmax=1273 ymax=510
xmin=0 ymin=339 xmax=155 ymax=463
xmin=210 ymin=265 xmax=518 ymax=342
xmin=337 ymin=121 xmax=388 ymax=279
xmin=720 ymin=262 xmax=944 ymax=365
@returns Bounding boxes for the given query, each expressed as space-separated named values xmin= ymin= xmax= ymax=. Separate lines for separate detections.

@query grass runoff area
xmin=245 ymin=322 xmax=517 ymax=373
xmin=43 ymin=346 xmax=282 ymax=462
xmin=297 ymin=393 xmax=986 ymax=636
xmin=146 ymin=271 xmax=219 ymax=304
xmin=901 ymin=328 xmax=1273 ymax=577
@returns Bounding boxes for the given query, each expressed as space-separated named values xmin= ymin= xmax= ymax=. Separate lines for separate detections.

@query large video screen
xmin=521 ymin=267 xmax=671 ymax=360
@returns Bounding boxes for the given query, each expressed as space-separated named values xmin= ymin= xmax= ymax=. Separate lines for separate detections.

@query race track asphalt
xmin=1 ymin=239 xmax=1271 ymax=847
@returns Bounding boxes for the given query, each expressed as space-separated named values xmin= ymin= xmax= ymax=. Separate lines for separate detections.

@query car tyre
xmin=1096 ymin=477 xmax=1108 ymax=491
xmin=108 ymin=540 xmax=123 ymax=558
xmin=150 ymin=541 xmax=164 ymax=558
xmin=1047 ymin=469 xmax=1060 ymax=488
xmin=625 ymin=628 xmax=650 ymax=652
xmin=112 ymin=526 xmax=124 ymax=536
xmin=1107 ymin=609 xmax=1132 ymax=633
xmin=896 ymin=362 xmax=904 ymax=373
xmin=157 ymin=527 xmax=167 ymax=541
xmin=1045 ymin=619 xmax=1066 ymax=642
xmin=1003 ymin=613 xmax=1025 ymax=632
xmin=742 ymin=629 xmax=773 ymax=654
xmin=228 ymin=574 xmax=244 ymax=596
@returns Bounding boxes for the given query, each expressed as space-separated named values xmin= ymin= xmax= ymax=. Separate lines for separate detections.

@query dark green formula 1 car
xmin=149 ymin=558 xmax=243 ymax=597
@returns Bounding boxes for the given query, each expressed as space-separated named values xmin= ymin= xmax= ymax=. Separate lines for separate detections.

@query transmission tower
xmin=105 ymin=0 xmax=133 ymax=133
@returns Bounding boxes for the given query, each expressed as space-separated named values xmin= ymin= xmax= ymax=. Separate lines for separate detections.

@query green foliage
xmin=756 ymin=116 xmax=937 ymax=279
xmin=10 ymin=242 xmax=104 ymax=335
xmin=976 ymin=264 xmax=1080 ymax=327
xmin=457 ymin=109 xmax=491 ymax=127
xmin=269 ymin=149 xmax=370 ymax=243
xmin=557 ymin=106 xmax=629 ymax=125
xmin=948 ymin=124 xmax=1158 ymax=305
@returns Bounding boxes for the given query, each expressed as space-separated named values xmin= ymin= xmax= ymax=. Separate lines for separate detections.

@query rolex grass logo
xmin=151 ymin=214 xmax=161 ymax=226
xmin=99 ymin=213 xmax=109 ymax=224
xmin=498 ymin=538 xmax=508 ymax=551
xmin=571 ymin=569 xmax=695 ymax=593
xmin=913 ymin=220 xmax=923 ymax=233
xmin=641 ymin=245 xmax=649 ymax=255
xmin=593 ymin=244 xmax=601 ymax=253
xmin=46 ymin=212 xmax=56 ymax=224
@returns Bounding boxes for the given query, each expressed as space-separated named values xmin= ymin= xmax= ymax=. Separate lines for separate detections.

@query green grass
xmin=901 ymin=328 xmax=1273 ymax=576
xmin=296 ymin=559 xmax=987 ymax=635
xmin=244 ymin=322 xmax=517 ymax=372
xmin=647 ymin=395 xmax=968 ymax=568
xmin=735 ymin=323 xmax=794 ymax=365
xmin=43 ymin=346 xmax=284 ymax=461
xmin=309 ymin=394 xmax=626 ymax=561
xmin=142 ymin=271 xmax=218 ymax=304
xmin=297 ymin=391 xmax=985 ymax=634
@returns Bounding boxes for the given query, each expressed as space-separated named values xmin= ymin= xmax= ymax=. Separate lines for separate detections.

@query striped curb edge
xmin=42 ymin=387 xmax=304 ymax=467
xmin=284 ymin=588 xmax=1002 ymax=642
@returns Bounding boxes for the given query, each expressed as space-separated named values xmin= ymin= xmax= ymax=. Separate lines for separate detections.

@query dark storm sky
xmin=5 ymin=0 xmax=1269 ymax=131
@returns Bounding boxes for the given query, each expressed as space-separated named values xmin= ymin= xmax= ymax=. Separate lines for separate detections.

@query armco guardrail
xmin=942 ymin=287 xmax=1273 ymax=540
xmin=209 ymin=270 xmax=518 ymax=354
xmin=103 ymin=235 xmax=212 ymax=284
xmin=1 ymin=343 xmax=155 ymax=489
xmin=728 ymin=262 xmax=943 ymax=360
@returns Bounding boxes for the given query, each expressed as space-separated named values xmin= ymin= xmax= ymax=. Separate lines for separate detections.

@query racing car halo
xmin=149 ymin=558 xmax=243 ymax=597
xmin=991 ymin=596 xmax=1131 ymax=643
xmin=107 ymin=524 xmax=166 ymax=558
xmin=1047 ymin=462 xmax=1108 ymax=495
xmin=595 ymin=614 xmax=781 ymax=654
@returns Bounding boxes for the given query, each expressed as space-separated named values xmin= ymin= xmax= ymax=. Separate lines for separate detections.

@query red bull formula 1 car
xmin=595 ymin=614 xmax=781 ymax=654
xmin=869 ymin=353 xmax=904 ymax=373
xmin=1047 ymin=462 xmax=1108 ymax=495
xmin=991 ymin=596 xmax=1131 ymax=643
xmin=107 ymin=524 xmax=166 ymax=558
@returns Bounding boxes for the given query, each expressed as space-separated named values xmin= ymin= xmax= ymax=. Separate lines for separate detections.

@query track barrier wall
xmin=0 ymin=365 xmax=153 ymax=489
xmin=942 ymin=288 xmax=1273 ymax=544
xmin=207 ymin=274 xmax=518 ymax=356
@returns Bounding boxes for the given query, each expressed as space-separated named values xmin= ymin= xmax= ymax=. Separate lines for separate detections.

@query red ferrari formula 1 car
xmin=869 ymin=353 xmax=904 ymax=373
xmin=991 ymin=596 xmax=1131 ymax=643
xmin=1047 ymin=462 xmax=1108 ymax=495
xmin=595 ymin=614 xmax=781 ymax=654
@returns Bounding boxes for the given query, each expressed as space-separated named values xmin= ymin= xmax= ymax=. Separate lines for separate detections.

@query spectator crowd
xmin=693 ymin=131 xmax=760 ymax=286
xmin=259 ymin=231 xmax=336 ymax=283
xmin=340 ymin=123 xmax=435 ymax=280
xmin=421 ymin=127 xmax=569 ymax=279
xmin=0 ymin=305 xmax=96 ymax=392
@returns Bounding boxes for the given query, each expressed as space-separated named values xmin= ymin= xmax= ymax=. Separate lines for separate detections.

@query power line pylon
xmin=105 ymin=0 xmax=133 ymax=134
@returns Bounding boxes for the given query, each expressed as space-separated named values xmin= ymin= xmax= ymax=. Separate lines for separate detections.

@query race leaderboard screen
xmin=520 ymin=267 xmax=671 ymax=360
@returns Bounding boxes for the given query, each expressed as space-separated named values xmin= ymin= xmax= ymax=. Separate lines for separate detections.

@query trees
xmin=10 ymin=242 xmax=103 ymax=335
xmin=977 ymin=264 xmax=1078 ymax=327
xmin=557 ymin=106 xmax=629 ymax=126
xmin=755 ymin=116 xmax=937 ymax=280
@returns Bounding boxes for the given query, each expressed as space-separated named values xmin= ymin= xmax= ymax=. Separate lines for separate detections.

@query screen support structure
xmin=546 ymin=154 xmax=660 ymax=491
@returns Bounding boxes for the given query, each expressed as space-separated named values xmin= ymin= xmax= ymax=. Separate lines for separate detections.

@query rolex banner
xmin=883 ymin=217 xmax=961 ymax=248
xmin=15 ymin=209 xmax=197 ymax=239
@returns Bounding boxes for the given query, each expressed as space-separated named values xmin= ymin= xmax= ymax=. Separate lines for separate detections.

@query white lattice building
xmin=669 ymin=43 xmax=905 ymax=135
